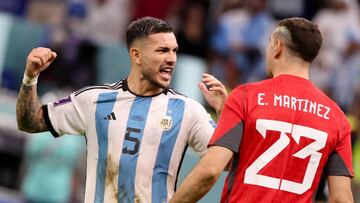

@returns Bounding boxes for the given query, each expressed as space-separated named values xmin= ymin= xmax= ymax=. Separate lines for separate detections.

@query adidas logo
xmin=104 ymin=112 xmax=117 ymax=120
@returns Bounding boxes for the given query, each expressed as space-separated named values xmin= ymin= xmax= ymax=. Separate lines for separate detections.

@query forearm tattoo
xmin=16 ymin=84 xmax=47 ymax=132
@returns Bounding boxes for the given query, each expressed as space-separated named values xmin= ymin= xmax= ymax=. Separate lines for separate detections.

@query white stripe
xmin=134 ymin=96 xmax=169 ymax=201
xmin=104 ymin=92 xmax=133 ymax=202
xmin=84 ymin=113 xmax=99 ymax=203
xmin=166 ymin=113 xmax=188 ymax=199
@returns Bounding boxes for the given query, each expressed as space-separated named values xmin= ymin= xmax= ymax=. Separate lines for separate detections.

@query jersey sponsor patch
xmin=53 ymin=95 xmax=72 ymax=107
xmin=158 ymin=115 xmax=173 ymax=131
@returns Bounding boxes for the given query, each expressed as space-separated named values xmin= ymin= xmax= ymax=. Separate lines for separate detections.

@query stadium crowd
xmin=0 ymin=0 xmax=359 ymax=202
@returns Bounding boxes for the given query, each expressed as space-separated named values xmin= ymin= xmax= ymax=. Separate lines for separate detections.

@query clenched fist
xmin=25 ymin=47 xmax=57 ymax=77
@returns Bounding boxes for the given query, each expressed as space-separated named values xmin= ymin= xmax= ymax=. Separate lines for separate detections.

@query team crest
xmin=158 ymin=115 xmax=173 ymax=131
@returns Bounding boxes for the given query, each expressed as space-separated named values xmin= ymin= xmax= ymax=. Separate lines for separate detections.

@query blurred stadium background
xmin=0 ymin=0 xmax=359 ymax=202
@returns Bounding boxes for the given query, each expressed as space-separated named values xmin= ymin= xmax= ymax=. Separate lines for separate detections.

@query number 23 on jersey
xmin=244 ymin=119 xmax=328 ymax=194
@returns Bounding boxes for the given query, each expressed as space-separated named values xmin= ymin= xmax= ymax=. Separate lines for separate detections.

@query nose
xmin=166 ymin=51 xmax=177 ymax=65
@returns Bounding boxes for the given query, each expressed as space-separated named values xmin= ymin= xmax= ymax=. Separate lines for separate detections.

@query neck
xmin=272 ymin=67 xmax=309 ymax=79
xmin=271 ymin=57 xmax=310 ymax=80
xmin=127 ymin=71 xmax=163 ymax=96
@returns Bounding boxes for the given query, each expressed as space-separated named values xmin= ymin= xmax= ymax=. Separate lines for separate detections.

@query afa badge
xmin=158 ymin=115 xmax=173 ymax=131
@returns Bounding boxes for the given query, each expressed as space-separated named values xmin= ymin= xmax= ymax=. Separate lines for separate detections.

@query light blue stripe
xmin=118 ymin=97 xmax=152 ymax=202
xmin=152 ymin=99 xmax=185 ymax=203
xmin=94 ymin=92 xmax=118 ymax=203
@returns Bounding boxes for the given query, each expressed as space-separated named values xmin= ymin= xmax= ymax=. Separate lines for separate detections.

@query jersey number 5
xmin=123 ymin=127 xmax=141 ymax=155
xmin=244 ymin=119 xmax=328 ymax=194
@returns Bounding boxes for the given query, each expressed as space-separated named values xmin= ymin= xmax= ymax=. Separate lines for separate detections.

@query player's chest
xmin=93 ymin=97 xmax=187 ymax=145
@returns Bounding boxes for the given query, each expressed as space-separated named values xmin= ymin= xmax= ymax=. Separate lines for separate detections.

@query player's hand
xmin=198 ymin=73 xmax=228 ymax=114
xmin=25 ymin=47 xmax=57 ymax=77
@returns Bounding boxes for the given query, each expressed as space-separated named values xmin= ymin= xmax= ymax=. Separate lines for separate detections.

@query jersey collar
xmin=122 ymin=78 xmax=169 ymax=97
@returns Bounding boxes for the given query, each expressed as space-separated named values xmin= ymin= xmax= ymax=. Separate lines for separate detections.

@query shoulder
xmin=63 ymin=80 xmax=125 ymax=107
xmin=167 ymin=88 xmax=207 ymax=112
xmin=230 ymin=79 xmax=270 ymax=96
xmin=314 ymin=86 xmax=346 ymax=115
xmin=166 ymin=88 xmax=185 ymax=97
xmin=327 ymin=100 xmax=349 ymax=127
xmin=311 ymin=85 xmax=349 ymax=128
xmin=165 ymin=88 xmax=189 ymax=103
xmin=73 ymin=80 xmax=124 ymax=98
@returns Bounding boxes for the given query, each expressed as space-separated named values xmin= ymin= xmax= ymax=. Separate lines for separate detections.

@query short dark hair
xmin=126 ymin=17 xmax=173 ymax=50
xmin=275 ymin=17 xmax=322 ymax=62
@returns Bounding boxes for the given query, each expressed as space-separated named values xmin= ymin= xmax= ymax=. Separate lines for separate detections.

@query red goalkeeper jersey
xmin=209 ymin=74 xmax=353 ymax=203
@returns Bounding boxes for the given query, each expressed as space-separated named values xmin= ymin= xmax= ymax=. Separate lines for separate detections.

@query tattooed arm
xmin=16 ymin=47 xmax=57 ymax=133
xmin=16 ymin=84 xmax=47 ymax=132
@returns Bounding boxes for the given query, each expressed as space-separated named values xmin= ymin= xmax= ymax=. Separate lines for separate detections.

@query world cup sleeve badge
xmin=209 ymin=119 xmax=217 ymax=128
xmin=158 ymin=115 xmax=173 ymax=131
xmin=53 ymin=95 xmax=72 ymax=107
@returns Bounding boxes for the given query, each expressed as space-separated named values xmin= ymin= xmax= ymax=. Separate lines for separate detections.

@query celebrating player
xmin=16 ymin=17 xmax=227 ymax=202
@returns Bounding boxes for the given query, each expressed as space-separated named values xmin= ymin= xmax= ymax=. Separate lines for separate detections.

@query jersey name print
xmin=44 ymin=80 xmax=215 ymax=203
xmin=257 ymin=93 xmax=331 ymax=120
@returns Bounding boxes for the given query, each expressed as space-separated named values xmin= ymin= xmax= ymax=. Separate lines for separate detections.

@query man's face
xmin=138 ymin=32 xmax=178 ymax=89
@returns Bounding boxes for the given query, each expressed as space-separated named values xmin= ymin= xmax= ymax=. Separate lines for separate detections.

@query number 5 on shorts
xmin=244 ymin=119 xmax=328 ymax=194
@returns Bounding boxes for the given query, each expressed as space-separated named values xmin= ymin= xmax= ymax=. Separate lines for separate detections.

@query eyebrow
xmin=157 ymin=46 xmax=179 ymax=51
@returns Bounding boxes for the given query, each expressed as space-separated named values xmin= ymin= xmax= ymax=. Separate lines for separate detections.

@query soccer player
xmin=171 ymin=17 xmax=354 ymax=203
xmin=16 ymin=17 xmax=227 ymax=202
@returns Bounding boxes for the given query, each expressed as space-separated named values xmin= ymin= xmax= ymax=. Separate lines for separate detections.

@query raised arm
xmin=16 ymin=47 xmax=57 ymax=133
xmin=198 ymin=73 xmax=228 ymax=115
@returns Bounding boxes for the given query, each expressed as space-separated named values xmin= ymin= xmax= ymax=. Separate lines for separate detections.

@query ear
xmin=129 ymin=47 xmax=141 ymax=65
xmin=274 ymin=38 xmax=283 ymax=59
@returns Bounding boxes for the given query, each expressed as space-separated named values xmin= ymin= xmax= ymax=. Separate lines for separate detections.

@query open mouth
xmin=159 ymin=67 xmax=173 ymax=80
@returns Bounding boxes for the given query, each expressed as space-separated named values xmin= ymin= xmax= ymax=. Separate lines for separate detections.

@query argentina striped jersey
xmin=43 ymin=79 xmax=216 ymax=203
